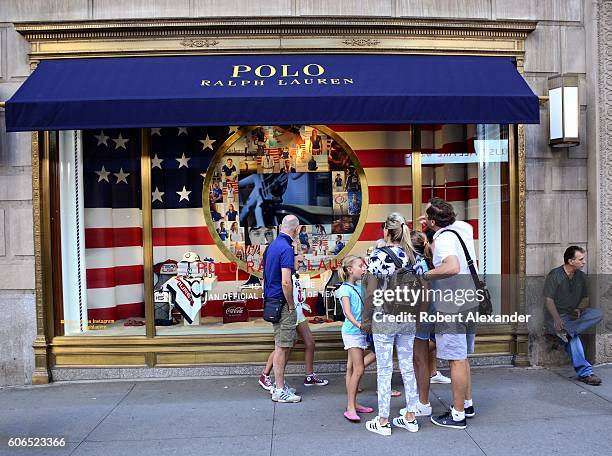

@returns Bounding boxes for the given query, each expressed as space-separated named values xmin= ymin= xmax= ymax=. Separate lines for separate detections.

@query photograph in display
xmin=205 ymin=125 xmax=366 ymax=279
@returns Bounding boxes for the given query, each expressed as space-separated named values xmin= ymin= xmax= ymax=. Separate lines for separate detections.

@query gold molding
xmin=141 ymin=129 xmax=155 ymax=344
xmin=32 ymin=131 xmax=51 ymax=384
xmin=49 ymin=328 xmax=516 ymax=367
xmin=15 ymin=17 xmax=537 ymax=39
xmin=14 ymin=17 xmax=535 ymax=60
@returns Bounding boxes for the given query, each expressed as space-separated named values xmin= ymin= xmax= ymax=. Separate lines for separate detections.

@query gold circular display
xmin=203 ymin=125 xmax=368 ymax=278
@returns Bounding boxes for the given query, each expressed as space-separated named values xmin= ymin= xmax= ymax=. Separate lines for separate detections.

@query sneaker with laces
xmin=258 ymin=374 xmax=273 ymax=391
xmin=269 ymin=383 xmax=296 ymax=395
xmin=464 ymin=405 xmax=475 ymax=418
xmin=400 ymin=402 xmax=432 ymax=417
xmin=365 ymin=416 xmax=391 ymax=436
xmin=271 ymin=386 xmax=301 ymax=403
xmin=430 ymin=371 xmax=451 ymax=384
xmin=430 ymin=411 xmax=466 ymax=429
xmin=303 ymin=373 xmax=329 ymax=387
xmin=392 ymin=416 xmax=419 ymax=432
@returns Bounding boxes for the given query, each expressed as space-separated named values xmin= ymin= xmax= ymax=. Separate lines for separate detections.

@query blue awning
xmin=5 ymin=54 xmax=539 ymax=131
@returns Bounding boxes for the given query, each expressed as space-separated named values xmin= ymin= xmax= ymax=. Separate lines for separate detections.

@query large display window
xmin=56 ymin=124 xmax=510 ymax=336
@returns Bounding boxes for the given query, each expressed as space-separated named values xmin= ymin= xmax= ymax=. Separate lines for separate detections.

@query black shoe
xmin=464 ymin=405 xmax=475 ymax=418
xmin=578 ymin=374 xmax=602 ymax=386
xmin=241 ymin=275 xmax=261 ymax=288
xmin=431 ymin=411 xmax=467 ymax=429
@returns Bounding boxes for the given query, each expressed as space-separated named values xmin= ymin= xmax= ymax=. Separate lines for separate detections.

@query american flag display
xmin=82 ymin=124 xmax=489 ymax=321
xmin=83 ymin=127 xmax=234 ymax=321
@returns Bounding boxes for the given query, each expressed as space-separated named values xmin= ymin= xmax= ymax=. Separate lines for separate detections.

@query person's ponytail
xmin=338 ymin=255 xmax=360 ymax=282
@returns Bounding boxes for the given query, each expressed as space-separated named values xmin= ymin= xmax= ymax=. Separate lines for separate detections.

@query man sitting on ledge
xmin=543 ymin=246 xmax=603 ymax=386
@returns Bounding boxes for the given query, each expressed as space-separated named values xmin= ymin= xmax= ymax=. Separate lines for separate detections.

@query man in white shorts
xmin=421 ymin=197 xmax=477 ymax=430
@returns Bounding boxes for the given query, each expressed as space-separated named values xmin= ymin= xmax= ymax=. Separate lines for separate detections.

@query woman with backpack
xmin=363 ymin=212 xmax=427 ymax=436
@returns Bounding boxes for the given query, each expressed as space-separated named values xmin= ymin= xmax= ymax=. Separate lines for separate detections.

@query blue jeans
xmin=560 ymin=308 xmax=603 ymax=378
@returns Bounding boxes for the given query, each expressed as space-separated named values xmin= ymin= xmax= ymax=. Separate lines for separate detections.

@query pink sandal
xmin=356 ymin=406 xmax=374 ymax=414
xmin=343 ymin=411 xmax=361 ymax=422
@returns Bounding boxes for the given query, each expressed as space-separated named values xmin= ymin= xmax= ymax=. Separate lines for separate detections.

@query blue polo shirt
xmin=263 ymin=232 xmax=295 ymax=299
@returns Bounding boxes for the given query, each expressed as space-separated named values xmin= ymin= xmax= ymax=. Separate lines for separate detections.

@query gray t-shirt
xmin=543 ymin=265 xmax=587 ymax=315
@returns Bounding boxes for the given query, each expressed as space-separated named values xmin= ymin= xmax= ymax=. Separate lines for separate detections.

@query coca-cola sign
xmin=223 ymin=301 xmax=249 ymax=323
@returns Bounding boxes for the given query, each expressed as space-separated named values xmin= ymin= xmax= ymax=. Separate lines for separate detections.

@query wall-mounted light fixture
xmin=548 ymin=73 xmax=579 ymax=147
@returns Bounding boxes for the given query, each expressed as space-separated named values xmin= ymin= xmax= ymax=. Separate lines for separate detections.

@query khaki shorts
xmin=273 ymin=303 xmax=298 ymax=348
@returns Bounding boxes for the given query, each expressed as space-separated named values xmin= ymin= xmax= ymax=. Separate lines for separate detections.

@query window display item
xmin=223 ymin=300 xmax=249 ymax=324
xmin=161 ymin=252 xmax=217 ymax=325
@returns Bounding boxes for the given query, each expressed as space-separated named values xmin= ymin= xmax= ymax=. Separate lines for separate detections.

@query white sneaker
xmin=392 ymin=416 xmax=419 ymax=432
xmin=271 ymin=386 xmax=301 ymax=403
xmin=430 ymin=370 xmax=451 ymax=384
xmin=365 ymin=416 xmax=391 ymax=436
xmin=400 ymin=402 xmax=432 ymax=417
xmin=269 ymin=383 xmax=296 ymax=395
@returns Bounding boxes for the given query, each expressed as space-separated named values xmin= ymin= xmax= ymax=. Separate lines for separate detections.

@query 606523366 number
xmin=7 ymin=437 xmax=66 ymax=447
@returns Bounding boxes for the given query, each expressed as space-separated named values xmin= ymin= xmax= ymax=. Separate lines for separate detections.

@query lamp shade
xmin=548 ymin=73 xmax=580 ymax=147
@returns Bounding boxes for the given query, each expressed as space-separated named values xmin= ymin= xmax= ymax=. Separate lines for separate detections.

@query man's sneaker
xmin=269 ymin=383 xmax=296 ymax=395
xmin=400 ymin=402 xmax=432 ymax=417
xmin=578 ymin=374 xmax=602 ymax=386
xmin=430 ymin=411 xmax=466 ymax=429
xmin=304 ymin=373 xmax=329 ymax=387
xmin=365 ymin=416 xmax=391 ymax=436
xmin=258 ymin=374 xmax=273 ymax=391
xmin=430 ymin=371 xmax=452 ymax=384
xmin=464 ymin=405 xmax=475 ymax=418
xmin=271 ymin=386 xmax=301 ymax=403
xmin=392 ymin=416 xmax=419 ymax=432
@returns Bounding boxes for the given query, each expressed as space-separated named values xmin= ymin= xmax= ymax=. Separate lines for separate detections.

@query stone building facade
xmin=0 ymin=0 xmax=609 ymax=385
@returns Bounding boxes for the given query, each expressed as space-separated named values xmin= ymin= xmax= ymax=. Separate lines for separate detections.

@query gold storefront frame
xmin=201 ymin=125 xmax=369 ymax=277
xmin=21 ymin=17 xmax=534 ymax=381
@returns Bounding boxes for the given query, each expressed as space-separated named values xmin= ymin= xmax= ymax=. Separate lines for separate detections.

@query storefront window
xmin=56 ymin=123 xmax=510 ymax=336
xmin=151 ymin=125 xmax=367 ymax=335
xmin=59 ymin=129 xmax=145 ymax=335
xmin=421 ymin=124 xmax=509 ymax=314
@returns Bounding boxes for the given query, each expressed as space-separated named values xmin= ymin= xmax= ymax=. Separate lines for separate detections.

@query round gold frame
xmin=202 ymin=125 xmax=369 ymax=278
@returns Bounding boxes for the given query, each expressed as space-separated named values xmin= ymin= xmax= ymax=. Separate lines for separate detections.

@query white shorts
xmin=342 ymin=332 xmax=368 ymax=350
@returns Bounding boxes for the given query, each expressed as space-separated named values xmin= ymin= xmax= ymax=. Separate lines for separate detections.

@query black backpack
xmin=376 ymin=246 xmax=422 ymax=317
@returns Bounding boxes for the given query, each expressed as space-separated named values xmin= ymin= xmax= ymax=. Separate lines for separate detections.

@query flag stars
xmin=151 ymin=154 xmax=164 ymax=169
xmin=112 ymin=134 xmax=130 ymax=150
xmin=228 ymin=126 xmax=240 ymax=134
xmin=176 ymin=153 xmax=191 ymax=168
xmin=177 ymin=127 xmax=188 ymax=136
xmin=151 ymin=128 xmax=162 ymax=136
xmin=94 ymin=131 xmax=110 ymax=147
xmin=200 ymin=134 xmax=216 ymax=151
xmin=95 ymin=165 xmax=110 ymax=182
xmin=152 ymin=187 xmax=165 ymax=203
xmin=114 ymin=168 xmax=130 ymax=184
xmin=176 ymin=186 xmax=192 ymax=202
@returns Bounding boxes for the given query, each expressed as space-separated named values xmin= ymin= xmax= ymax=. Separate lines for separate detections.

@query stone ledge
xmin=51 ymin=355 xmax=514 ymax=382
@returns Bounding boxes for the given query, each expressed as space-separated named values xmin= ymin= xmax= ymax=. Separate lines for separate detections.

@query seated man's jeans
xmin=560 ymin=308 xmax=603 ymax=378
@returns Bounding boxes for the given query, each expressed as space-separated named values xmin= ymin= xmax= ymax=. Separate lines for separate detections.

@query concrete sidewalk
xmin=1 ymin=365 xmax=611 ymax=456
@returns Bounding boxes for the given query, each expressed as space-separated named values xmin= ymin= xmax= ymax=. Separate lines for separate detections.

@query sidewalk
xmin=1 ymin=365 xmax=611 ymax=456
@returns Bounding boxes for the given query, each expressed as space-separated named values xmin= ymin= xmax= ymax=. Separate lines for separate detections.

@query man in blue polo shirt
xmin=263 ymin=214 xmax=301 ymax=403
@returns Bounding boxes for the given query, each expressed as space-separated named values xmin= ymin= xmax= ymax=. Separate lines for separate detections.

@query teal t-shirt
xmin=337 ymin=282 xmax=364 ymax=335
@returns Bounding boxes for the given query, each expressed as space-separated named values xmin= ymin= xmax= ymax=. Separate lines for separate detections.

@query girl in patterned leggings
xmin=364 ymin=212 xmax=425 ymax=436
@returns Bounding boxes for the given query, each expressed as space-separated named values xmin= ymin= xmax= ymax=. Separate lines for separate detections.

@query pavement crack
xmin=68 ymin=382 xmax=136 ymax=456
xmin=270 ymin=402 xmax=276 ymax=456
xmin=550 ymin=369 xmax=612 ymax=406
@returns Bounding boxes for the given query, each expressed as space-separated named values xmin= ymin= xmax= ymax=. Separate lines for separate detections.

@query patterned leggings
xmin=373 ymin=331 xmax=418 ymax=419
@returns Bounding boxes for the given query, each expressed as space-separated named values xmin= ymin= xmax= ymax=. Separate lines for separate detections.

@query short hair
xmin=280 ymin=215 xmax=299 ymax=231
xmin=564 ymin=246 xmax=585 ymax=264
xmin=426 ymin=197 xmax=456 ymax=228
